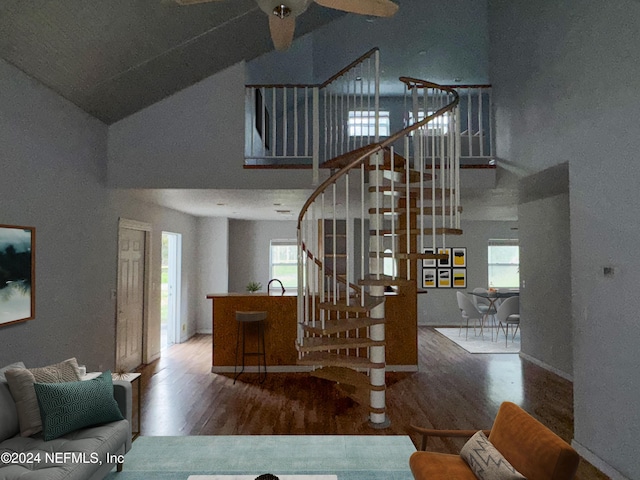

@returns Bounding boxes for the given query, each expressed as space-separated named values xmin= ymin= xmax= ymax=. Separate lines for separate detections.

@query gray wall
xmin=0 ymin=58 xmax=199 ymax=371
xmin=418 ymin=220 xmax=517 ymax=326
xmin=227 ymin=220 xmax=297 ymax=294
xmin=310 ymin=0 xmax=489 ymax=86
xmin=197 ymin=217 xmax=230 ymax=334
xmin=107 ymin=62 xmax=316 ymax=191
xmin=489 ymin=0 xmax=640 ymax=477
xmin=517 ymin=165 xmax=572 ymax=379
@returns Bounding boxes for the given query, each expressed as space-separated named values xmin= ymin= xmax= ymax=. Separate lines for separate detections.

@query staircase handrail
xmin=297 ymin=79 xmax=459 ymax=230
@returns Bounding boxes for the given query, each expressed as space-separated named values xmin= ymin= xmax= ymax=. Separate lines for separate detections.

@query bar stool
xmin=233 ymin=311 xmax=267 ymax=384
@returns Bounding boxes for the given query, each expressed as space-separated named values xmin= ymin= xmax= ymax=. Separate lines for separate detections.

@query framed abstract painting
xmin=0 ymin=225 xmax=35 ymax=326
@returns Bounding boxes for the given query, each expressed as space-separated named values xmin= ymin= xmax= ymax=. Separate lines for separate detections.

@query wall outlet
xmin=182 ymin=324 xmax=186 ymax=332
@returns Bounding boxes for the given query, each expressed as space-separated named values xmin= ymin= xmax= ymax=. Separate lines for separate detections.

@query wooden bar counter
xmin=206 ymin=287 xmax=417 ymax=373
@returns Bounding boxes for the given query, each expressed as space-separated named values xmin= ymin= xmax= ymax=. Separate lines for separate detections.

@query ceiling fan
xmin=174 ymin=0 xmax=399 ymax=51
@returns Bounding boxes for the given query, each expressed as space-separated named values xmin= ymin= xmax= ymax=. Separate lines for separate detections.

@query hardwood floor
xmin=137 ymin=327 xmax=608 ymax=479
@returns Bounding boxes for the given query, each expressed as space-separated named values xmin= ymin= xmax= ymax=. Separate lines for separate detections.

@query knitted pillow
xmin=460 ymin=431 xmax=526 ymax=480
xmin=5 ymin=358 xmax=81 ymax=436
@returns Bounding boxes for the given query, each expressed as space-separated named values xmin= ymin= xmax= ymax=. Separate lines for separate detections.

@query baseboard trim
xmin=197 ymin=329 xmax=213 ymax=335
xmin=519 ymin=351 xmax=573 ymax=382
xmin=212 ymin=364 xmax=418 ymax=374
xmin=572 ymin=440 xmax=630 ymax=480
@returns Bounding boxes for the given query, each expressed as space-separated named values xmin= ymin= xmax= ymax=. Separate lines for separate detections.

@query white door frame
xmin=117 ymin=218 xmax=152 ymax=366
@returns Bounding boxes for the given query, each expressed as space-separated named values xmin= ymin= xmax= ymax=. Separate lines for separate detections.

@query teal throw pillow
xmin=34 ymin=370 xmax=124 ymax=441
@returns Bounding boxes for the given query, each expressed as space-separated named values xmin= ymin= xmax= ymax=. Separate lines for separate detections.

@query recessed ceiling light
xmin=418 ymin=50 xmax=427 ymax=56
xmin=273 ymin=202 xmax=282 ymax=206
xmin=276 ymin=209 xmax=292 ymax=214
xmin=216 ymin=202 xmax=226 ymax=206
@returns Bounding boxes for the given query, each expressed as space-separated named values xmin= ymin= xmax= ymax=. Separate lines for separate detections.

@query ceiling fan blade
xmin=269 ymin=15 xmax=296 ymax=51
xmin=314 ymin=0 xmax=398 ymax=17
xmin=174 ymin=0 xmax=225 ymax=5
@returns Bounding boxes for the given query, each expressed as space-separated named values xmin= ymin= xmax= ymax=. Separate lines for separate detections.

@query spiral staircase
xmin=245 ymin=48 xmax=492 ymax=427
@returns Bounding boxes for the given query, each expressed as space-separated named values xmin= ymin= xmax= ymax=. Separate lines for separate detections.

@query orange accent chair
xmin=409 ymin=402 xmax=580 ymax=480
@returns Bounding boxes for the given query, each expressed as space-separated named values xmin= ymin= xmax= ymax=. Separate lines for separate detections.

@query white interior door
xmin=117 ymin=227 xmax=146 ymax=371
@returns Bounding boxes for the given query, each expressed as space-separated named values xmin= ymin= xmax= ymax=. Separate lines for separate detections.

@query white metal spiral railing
xmin=295 ymin=73 xmax=460 ymax=426
xmin=244 ymin=49 xmax=493 ymax=426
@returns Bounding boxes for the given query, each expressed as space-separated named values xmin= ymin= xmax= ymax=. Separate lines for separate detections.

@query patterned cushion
xmin=460 ymin=431 xmax=526 ymax=480
xmin=4 ymin=358 xmax=81 ymax=436
xmin=34 ymin=370 xmax=124 ymax=441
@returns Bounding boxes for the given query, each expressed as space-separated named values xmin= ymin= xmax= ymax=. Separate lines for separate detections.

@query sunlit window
xmin=488 ymin=240 xmax=519 ymax=288
xmin=270 ymin=240 xmax=297 ymax=290
xmin=348 ymin=110 xmax=390 ymax=137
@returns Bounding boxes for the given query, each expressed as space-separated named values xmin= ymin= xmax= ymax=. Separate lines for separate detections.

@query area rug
xmin=105 ymin=435 xmax=415 ymax=480
xmin=435 ymin=327 xmax=520 ymax=354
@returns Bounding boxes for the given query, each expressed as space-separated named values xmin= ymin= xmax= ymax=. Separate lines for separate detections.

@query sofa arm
xmin=410 ymin=424 xmax=491 ymax=451
xmin=113 ymin=380 xmax=133 ymax=451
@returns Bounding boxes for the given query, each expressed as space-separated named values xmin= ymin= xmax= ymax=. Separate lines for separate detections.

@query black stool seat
xmin=234 ymin=310 xmax=267 ymax=383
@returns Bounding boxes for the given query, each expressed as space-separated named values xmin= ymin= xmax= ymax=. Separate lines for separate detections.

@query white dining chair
xmin=496 ymin=295 xmax=520 ymax=347
xmin=456 ymin=291 xmax=485 ymax=340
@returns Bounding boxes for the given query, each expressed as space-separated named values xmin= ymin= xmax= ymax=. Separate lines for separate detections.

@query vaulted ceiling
xmin=0 ymin=0 xmax=344 ymax=124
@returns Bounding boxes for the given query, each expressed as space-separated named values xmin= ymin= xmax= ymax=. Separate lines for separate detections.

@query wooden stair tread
xmin=311 ymin=366 xmax=384 ymax=391
xmin=319 ymin=295 xmax=384 ymax=313
xmin=297 ymin=352 xmax=384 ymax=369
xmin=321 ymin=145 xmax=408 ymax=170
xmin=301 ymin=316 xmax=385 ymax=335
xmin=297 ymin=337 xmax=384 ymax=352
xmin=335 ymin=384 xmax=386 ymax=413
xmin=336 ymin=383 xmax=370 ymax=406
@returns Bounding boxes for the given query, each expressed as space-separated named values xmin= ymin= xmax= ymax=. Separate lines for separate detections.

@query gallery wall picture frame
xmin=423 ymin=268 xmax=437 ymax=288
xmin=452 ymin=247 xmax=467 ymax=267
xmin=422 ymin=248 xmax=436 ymax=267
xmin=438 ymin=247 xmax=452 ymax=267
xmin=0 ymin=224 xmax=35 ymax=327
xmin=437 ymin=268 xmax=452 ymax=288
xmin=452 ymin=268 xmax=467 ymax=288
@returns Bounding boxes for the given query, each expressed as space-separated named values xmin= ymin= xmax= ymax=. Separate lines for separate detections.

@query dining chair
xmin=471 ymin=288 xmax=498 ymax=339
xmin=496 ymin=295 xmax=520 ymax=347
xmin=456 ymin=291 xmax=485 ymax=340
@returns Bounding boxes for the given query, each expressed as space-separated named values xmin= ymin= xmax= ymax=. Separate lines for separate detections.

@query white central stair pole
xmin=367 ymin=49 xmax=388 ymax=428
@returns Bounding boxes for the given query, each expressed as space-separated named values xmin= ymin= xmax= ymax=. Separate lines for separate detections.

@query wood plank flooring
xmin=137 ymin=327 xmax=608 ymax=479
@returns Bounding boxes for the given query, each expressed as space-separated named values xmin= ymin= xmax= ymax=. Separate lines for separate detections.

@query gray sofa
xmin=0 ymin=362 xmax=132 ymax=480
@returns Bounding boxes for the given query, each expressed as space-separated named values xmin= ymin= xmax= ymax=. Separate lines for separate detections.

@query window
xmin=270 ymin=240 xmax=298 ymax=290
xmin=488 ymin=240 xmax=519 ymax=288
xmin=348 ymin=110 xmax=390 ymax=137
xmin=408 ymin=110 xmax=449 ymax=134
xmin=383 ymin=249 xmax=397 ymax=278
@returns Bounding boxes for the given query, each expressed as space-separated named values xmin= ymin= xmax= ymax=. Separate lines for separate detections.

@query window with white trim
xmin=270 ymin=240 xmax=297 ymax=290
xmin=488 ymin=239 xmax=519 ymax=288
xmin=348 ymin=110 xmax=390 ymax=137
